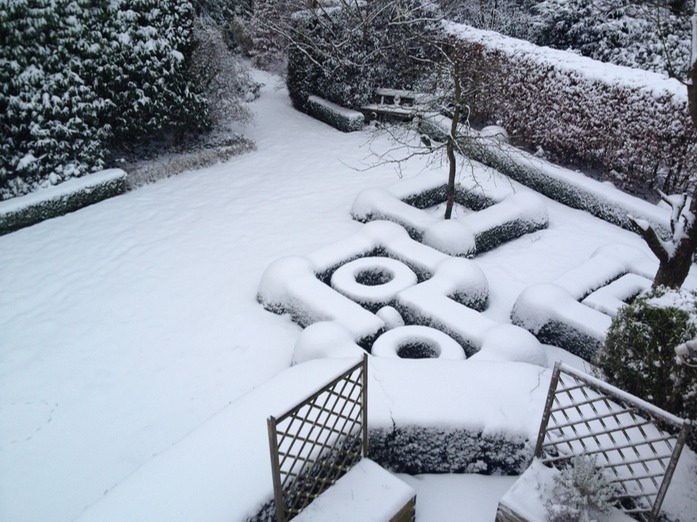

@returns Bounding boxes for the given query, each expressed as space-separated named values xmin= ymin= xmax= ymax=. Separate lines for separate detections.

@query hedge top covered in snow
xmin=444 ymin=22 xmax=687 ymax=99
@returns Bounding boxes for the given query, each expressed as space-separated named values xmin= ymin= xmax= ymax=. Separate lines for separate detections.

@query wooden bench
xmin=361 ymin=88 xmax=435 ymax=123
xmin=496 ymin=362 xmax=692 ymax=522
xmin=267 ymin=356 xmax=416 ymax=522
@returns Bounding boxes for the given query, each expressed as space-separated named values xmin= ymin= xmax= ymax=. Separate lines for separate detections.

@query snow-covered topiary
xmin=545 ymin=455 xmax=616 ymax=522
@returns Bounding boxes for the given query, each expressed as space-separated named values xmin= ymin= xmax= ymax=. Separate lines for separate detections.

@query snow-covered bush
xmin=531 ymin=0 xmax=692 ymax=78
xmin=369 ymin=426 xmax=530 ymax=474
xmin=102 ymin=0 xmax=209 ymax=144
xmin=0 ymin=169 xmax=127 ymax=235
xmin=248 ymin=0 xmax=291 ymax=70
xmin=546 ymin=455 xmax=616 ymax=522
xmin=286 ymin=0 xmax=443 ymax=111
xmin=0 ymin=0 xmax=214 ymax=200
xmin=304 ymin=96 xmax=365 ymax=132
xmin=448 ymin=23 xmax=697 ymax=195
xmin=439 ymin=0 xmax=537 ymax=40
xmin=0 ymin=0 xmax=112 ymax=200
xmin=594 ymin=286 xmax=697 ymax=449
xmin=187 ymin=20 xmax=257 ymax=130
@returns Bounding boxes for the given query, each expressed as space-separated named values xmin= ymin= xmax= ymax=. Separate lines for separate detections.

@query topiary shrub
xmin=594 ymin=286 xmax=697 ymax=450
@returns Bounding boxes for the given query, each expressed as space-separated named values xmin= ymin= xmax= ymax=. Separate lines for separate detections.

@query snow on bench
xmin=292 ymin=458 xmax=415 ymax=522
xmin=361 ymin=88 xmax=436 ymax=122
xmin=266 ymin=357 xmax=415 ymax=521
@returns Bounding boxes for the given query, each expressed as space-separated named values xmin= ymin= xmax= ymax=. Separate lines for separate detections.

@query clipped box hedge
xmin=305 ymin=95 xmax=365 ymax=132
xmin=0 ymin=169 xmax=128 ymax=235
xmin=446 ymin=23 xmax=697 ymax=195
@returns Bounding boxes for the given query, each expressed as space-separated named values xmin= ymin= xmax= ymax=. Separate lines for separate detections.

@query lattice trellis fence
xmin=267 ymin=357 xmax=368 ymax=522
xmin=535 ymin=362 xmax=692 ymax=521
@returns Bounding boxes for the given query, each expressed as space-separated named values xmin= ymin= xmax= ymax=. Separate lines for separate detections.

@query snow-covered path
xmin=1 ymin=72 xmax=694 ymax=522
xmin=0 ymin=73 xmax=409 ymax=521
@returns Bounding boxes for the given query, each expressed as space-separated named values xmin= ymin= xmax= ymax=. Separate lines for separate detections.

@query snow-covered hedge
xmin=369 ymin=426 xmax=529 ymax=475
xmin=446 ymin=23 xmax=697 ymax=195
xmin=351 ymin=168 xmax=549 ymax=256
xmin=419 ymin=116 xmax=673 ymax=235
xmin=305 ymin=95 xmax=365 ymax=132
xmin=511 ymin=245 xmax=655 ymax=360
xmin=0 ymin=169 xmax=127 ymax=235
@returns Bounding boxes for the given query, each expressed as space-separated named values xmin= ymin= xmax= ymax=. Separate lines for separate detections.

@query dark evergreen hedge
xmin=0 ymin=169 xmax=127 ymax=235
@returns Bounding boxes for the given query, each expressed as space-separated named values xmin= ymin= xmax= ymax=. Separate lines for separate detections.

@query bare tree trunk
xmin=633 ymin=195 xmax=697 ymax=289
xmin=444 ymin=57 xmax=462 ymax=220
xmin=690 ymin=0 xmax=697 ymax=124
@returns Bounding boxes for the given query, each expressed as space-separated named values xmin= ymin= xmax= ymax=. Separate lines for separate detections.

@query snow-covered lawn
xmin=1 ymin=71 xmax=696 ymax=521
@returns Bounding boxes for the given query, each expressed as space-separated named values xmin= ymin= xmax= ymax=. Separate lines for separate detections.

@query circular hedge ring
xmin=372 ymin=325 xmax=466 ymax=360
xmin=330 ymin=257 xmax=417 ymax=307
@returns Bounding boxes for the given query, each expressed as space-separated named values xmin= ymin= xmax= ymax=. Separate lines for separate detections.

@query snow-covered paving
xmin=1 ymin=71 xmax=696 ymax=521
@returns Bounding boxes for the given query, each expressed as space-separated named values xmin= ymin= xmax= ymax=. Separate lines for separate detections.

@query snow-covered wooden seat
xmin=496 ymin=362 xmax=692 ymax=522
xmin=267 ymin=356 xmax=415 ymax=522
xmin=361 ymin=88 xmax=435 ymax=122
xmin=293 ymin=458 xmax=415 ymax=522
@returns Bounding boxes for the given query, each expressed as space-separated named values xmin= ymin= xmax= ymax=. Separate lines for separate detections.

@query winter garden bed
xmin=5 ymin=70 xmax=697 ymax=522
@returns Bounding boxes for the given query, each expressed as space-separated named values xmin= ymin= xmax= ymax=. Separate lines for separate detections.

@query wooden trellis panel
xmin=535 ymin=362 xmax=691 ymax=521
xmin=267 ymin=357 xmax=368 ymax=522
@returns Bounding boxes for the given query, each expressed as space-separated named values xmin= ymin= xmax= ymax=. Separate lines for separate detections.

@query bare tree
xmin=630 ymin=0 xmax=697 ymax=289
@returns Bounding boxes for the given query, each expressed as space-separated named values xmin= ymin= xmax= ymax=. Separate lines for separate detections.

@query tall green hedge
xmin=0 ymin=0 xmax=209 ymax=200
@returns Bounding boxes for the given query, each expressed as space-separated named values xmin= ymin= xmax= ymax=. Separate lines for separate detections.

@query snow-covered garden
xmin=2 ymin=68 xmax=697 ymax=521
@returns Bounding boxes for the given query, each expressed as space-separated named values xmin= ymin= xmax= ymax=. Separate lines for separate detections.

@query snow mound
xmin=293 ymin=321 xmax=365 ymax=364
xmin=471 ymin=324 xmax=547 ymax=367
xmin=331 ymin=256 xmax=418 ymax=311
xmin=422 ymin=219 xmax=476 ymax=257
xmin=375 ymin=306 xmax=405 ymax=330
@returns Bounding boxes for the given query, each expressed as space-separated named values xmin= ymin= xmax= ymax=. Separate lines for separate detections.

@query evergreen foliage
xmin=0 ymin=0 xmax=215 ymax=200
xmin=285 ymin=0 xmax=443 ymax=111
xmin=595 ymin=286 xmax=697 ymax=449
xmin=532 ymin=0 xmax=692 ymax=79
xmin=0 ymin=0 xmax=112 ymax=199
xmin=546 ymin=455 xmax=616 ymax=522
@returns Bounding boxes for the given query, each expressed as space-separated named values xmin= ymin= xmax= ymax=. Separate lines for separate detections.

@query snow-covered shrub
xmin=193 ymin=0 xmax=251 ymax=45
xmin=0 ymin=0 xmax=215 ymax=200
xmin=594 ymin=286 xmax=697 ymax=449
xmin=448 ymin=23 xmax=697 ymax=195
xmin=286 ymin=0 xmax=443 ymax=111
xmin=352 ymin=181 xmax=548 ymax=256
xmin=102 ymin=0 xmax=209 ymax=144
xmin=187 ymin=20 xmax=257 ymax=129
xmin=247 ymin=0 xmax=289 ymax=70
xmin=125 ymin=135 xmax=256 ymax=189
xmin=369 ymin=426 xmax=530 ymax=474
xmin=532 ymin=0 xmax=692 ymax=78
xmin=546 ymin=455 xmax=616 ymax=522
xmin=456 ymin=134 xmax=671 ymax=232
xmin=0 ymin=169 xmax=127 ymax=236
xmin=439 ymin=0 xmax=537 ymax=40
xmin=304 ymin=96 xmax=365 ymax=132
xmin=0 ymin=0 xmax=112 ymax=200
